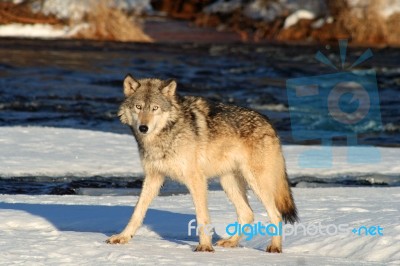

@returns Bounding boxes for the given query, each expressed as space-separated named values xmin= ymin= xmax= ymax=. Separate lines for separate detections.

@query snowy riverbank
xmin=0 ymin=126 xmax=399 ymax=264
xmin=0 ymin=187 xmax=399 ymax=264
xmin=1 ymin=126 xmax=399 ymax=183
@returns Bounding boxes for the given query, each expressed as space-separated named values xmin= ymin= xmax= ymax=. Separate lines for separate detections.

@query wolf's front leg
xmin=188 ymin=177 xmax=214 ymax=252
xmin=106 ymin=171 xmax=164 ymax=244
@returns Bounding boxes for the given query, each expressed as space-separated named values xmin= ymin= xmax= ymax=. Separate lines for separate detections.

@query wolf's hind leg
xmin=241 ymin=164 xmax=283 ymax=253
xmin=216 ymin=173 xmax=254 ymax=248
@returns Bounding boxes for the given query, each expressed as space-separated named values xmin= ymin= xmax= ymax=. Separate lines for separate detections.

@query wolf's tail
xmin=275 ymin=166 xmax=298 ymax=224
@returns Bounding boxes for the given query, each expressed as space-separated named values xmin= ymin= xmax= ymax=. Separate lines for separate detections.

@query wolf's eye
xmin=152 ymin=106 xmax=159 ymax=111
xmin=135 ymin=105 xmax=142 ymax=110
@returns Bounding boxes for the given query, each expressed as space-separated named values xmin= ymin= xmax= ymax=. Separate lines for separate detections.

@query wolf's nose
xmin=139 ymin=125 xmax=148 ymax=133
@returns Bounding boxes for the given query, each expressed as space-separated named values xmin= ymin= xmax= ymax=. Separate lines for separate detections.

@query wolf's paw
xmin=266 ymin=245 xmax=282 ymax=253
xmin=194 ymin=244 xmax=215 ymax=252
xmin=215 ymin=238 xmax=239 ymax=248
xmin=106 ymin=234 xmax=131 ymax=244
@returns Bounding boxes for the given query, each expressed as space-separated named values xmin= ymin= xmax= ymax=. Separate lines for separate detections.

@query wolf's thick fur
xmin=106 ymin=74 xmax=298 ymax=253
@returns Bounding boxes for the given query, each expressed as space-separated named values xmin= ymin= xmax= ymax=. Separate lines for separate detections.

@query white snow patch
xmin=0 ymin=23 xmax=87 ymax=39
xmin=204 ymin=0 xmax=326 ymax=22
xmin=32 ymin=0 xmax=152 ymax=21
xmin=0 ymin=126 xmax=142 ymax=177
xmin=0 ymin=126 xmax=399 ymax=180
xmin=284 ymin=9 xmax=316 ymax=29
xmin=0 ymin=126 xmax=399 ymax=263
xmin=379 ymin=0 xmax=400 ymax=18
xmin=0 ymin=188 xmax=399 ymax=264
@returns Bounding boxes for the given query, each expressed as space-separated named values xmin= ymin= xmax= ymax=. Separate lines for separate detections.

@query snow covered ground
xmin=0 ymin=188 xmax=399 ymax=264
xmin=1 ymin=126 xmax=399 ymax=182
xmin=0 ymin=126 xmax=399 ymax=264
xmin=35 ymin=0 xmax=151 ymax=21
xmin=0 ymin=0 xmax=151 ymax=40
xmin=0 ymin=23 xmax=86 ymax=39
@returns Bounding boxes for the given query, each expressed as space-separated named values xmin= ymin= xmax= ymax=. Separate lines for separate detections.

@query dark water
xmin=0 ymin=175 xmax=397 ymax=196
xmin=1 ymin=39 xmax=399 ymax=145
xmin=0 ymin=38 xmax=399 ymax=194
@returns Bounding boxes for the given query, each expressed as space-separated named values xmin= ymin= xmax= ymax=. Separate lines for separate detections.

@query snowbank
xmin=0 ymin=126 xmax=142 ymax=178
xmin=283 ymin=10 xmax=315 ymax=29
xmin=0 ymin=188 xmax=399 ymax=264
xmin=0 ymin=126 xmax=399 ymax=180
xmin=0 ymin=126 xmax=399 ymax=264
xmin=205 ymin=0 xmax=400 ymax=20
xmin=205 ymin=0 xmax=325 ymax=22
xmin=0 ymin=23 xmax=86 ymax=39
xmin=33 ymin=0 xmax=152 ymax=20
xmin=0 ymin=1 xmax=152 ymax=41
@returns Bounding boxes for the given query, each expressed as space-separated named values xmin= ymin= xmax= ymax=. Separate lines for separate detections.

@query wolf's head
xmin=118 ymin=74 xmax=178 ymax=136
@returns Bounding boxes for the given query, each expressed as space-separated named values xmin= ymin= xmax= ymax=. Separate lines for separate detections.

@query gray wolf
xmin=106 ymin=74 xmax=298 ymax=253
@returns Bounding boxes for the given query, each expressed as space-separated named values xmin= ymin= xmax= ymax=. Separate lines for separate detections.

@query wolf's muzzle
xmin=139 ymin=125 xmax=149 ymax=133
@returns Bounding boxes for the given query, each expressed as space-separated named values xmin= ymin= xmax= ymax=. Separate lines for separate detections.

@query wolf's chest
xmin=141 ymin=143 xmax=172 ymax=161
xmin=140 ymin=143 xmax=196 ymax=182
xmin=144 ymin=156 xmax=189 ymax=182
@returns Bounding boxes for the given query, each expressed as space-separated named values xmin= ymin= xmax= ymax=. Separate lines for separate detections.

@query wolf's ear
xmin=161 ymin=79 xmax=177 ymax=97
xmin=123 ymin=74 xmax=140 ymax=97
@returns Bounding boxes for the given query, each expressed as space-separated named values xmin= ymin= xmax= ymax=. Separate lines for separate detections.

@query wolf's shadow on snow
xmin=0 ymin=203 xmax=221 ymax=245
